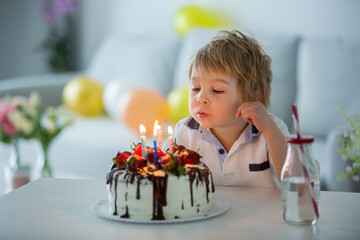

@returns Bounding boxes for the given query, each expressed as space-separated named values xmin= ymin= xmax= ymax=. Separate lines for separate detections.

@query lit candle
xmin=153 ymin=120 xmax=159 ymax=166
xmin=140 ymin=124 xmax=147 ymax=158
xmin=168 ymin=126 xmax=173 ymax=154
xmin=157 ymin=125 xmax=163 ymax=150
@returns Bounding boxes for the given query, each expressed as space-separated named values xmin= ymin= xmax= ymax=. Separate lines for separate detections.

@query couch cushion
xmin=173 ymin=28 xmax=298 ymax=128
xmin=87 ymin=34 xmax=180 ymax=93
xmin=50 ymin=116 xmax=140 ymax=179
xmin=296 ymin=39 xmax=360 ymax=137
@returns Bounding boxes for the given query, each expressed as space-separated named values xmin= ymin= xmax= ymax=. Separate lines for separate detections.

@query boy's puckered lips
xmin=196 ymin=112 xmax=209 ymax=118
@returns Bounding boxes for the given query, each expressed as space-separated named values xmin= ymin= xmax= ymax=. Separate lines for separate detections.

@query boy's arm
xmin=261 ymin=122 xmax=287 ymax=182
xmin=236 ymin=102 xmax=287 ymax=182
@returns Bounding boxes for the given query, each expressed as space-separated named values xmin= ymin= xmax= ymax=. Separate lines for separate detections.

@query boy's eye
xmin=191 ymin=87 xmax=200 ymax=92
xmin=213 ymin=89 xmax=224 ymax=94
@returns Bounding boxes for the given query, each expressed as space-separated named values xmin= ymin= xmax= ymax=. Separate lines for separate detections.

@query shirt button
xmin=218 ymin=149 xmax=225 ymax=154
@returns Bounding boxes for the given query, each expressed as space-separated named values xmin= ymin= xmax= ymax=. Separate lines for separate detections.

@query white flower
xmin=45 ymin=107 xmax=56 ymax=118
xmin=55 ymin=105 xmax=74 ymax=127
xmin=346 ymin=166 xmax=353 ymax=173
xmin=46 ymin=121 xmax=57 ymax=134
xmin=29 ymin=92 xmax=41 ymax=107
xmin=352 ymin=175 xmax=360 ymax=182
xmin=8 ymin=110 xmax=34 ymax=135
xmin=349 ymin=132 xmax=356 ymax=142
xmin=8 ymin=110 xmax=24 ymax=128
xmin=353 ymin=161 xmax=360 ymax=169
xmin=350 ymin=146 xmax=359 ymax=159
xmin=25 ymin=106 xmax=38 ymax=119
xmin=21 ymin=119 xmax=35 ymax=135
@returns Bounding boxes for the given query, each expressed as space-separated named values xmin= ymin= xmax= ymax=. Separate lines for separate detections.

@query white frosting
xmin=107 ymin=164 xmax=214 ymax=220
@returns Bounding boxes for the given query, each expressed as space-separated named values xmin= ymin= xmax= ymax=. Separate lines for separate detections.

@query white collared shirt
xmin=164 ymin=114 xmax=289 ymax=188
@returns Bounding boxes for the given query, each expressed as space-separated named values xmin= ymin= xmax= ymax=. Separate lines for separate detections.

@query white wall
xmin=0 ymin=0 xmax=114 ymax=80
xmin=0 ymin=0 xmax=48 ymax=80
xmin=77 ymin=0 xmax=115 ymax=70
xmin=111 ymin=0 xmax=360 ymax=41
xmin=1 ymin=0 xmax=359 ymax=81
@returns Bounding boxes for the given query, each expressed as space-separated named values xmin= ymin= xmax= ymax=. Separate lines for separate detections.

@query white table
xmin=0 ymin=178 xmax=359 ymax=240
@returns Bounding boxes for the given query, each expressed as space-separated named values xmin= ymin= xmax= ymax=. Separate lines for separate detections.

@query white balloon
xmin=103 ymin=80 xmax=128 ymax=118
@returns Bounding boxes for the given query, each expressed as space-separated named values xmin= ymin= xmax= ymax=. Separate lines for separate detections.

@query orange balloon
xmin=117 ymin=88 xmax=170 ymax=135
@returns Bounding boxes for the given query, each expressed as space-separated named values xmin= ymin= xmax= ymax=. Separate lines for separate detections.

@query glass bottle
xmin=281 ymin=135 xmax=320 ymax=225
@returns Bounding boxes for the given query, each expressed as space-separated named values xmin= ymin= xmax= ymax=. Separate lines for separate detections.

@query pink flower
xmin=0 ymin=105 xmax=18 ymax=136
xmin=41 ymin=0 xmax=77 ymax=23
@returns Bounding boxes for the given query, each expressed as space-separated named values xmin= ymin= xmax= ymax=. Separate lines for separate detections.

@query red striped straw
xmin=291 ymin=104 xmax=319 ymax=220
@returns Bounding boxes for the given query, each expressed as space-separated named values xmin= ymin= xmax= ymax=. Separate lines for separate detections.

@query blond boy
xmin=171 ymin=30 xmax=289 ymax=187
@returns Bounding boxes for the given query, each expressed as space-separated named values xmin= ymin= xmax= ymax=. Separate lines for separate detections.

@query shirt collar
xmin=184 ymin=117 xmax=220 ymax=145
xmin=244 ymin=124 xmax=261 ymax=143
xmin=185 ymin=116 xmax=262 ymax=144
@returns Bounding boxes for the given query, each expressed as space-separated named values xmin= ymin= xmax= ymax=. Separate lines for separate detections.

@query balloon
xmin=167 ymin=86 xmax=190 ymax=124
xmin=103 ymin=80 xmax=129 ymax=118
xmin=62 ymin=75 xmax=104 ymax=116
xmin=174 ymin=5 xmax=228 ymax=36
xmin=117 ymin=88 xmax=170 ymax=135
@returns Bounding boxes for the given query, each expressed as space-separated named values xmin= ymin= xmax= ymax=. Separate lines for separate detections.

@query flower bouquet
xmin=0 ymin=92 xmax=73 ymax=190
xmin=337 ymin=108 xmax=360 ymax=182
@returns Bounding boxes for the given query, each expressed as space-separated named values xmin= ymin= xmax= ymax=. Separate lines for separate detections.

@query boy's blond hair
xmin=188 ymin=30 xmax=272 ymax=108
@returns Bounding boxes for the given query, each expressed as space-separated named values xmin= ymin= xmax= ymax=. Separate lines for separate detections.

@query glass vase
xmin=4 ymin=139 xmax=31 ymax=193
xmin=32 ymin=141 xmax=53 ymax=179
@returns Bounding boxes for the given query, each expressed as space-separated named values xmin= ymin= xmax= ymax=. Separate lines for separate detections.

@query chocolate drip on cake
xmin=113 ymin=171 xmax=121 ymax=215
xmin=106 ymin=164 xmax=118 ymax=188
xmin=149 ymin=173 xmax=168 ymax=220
xmin=202 ymin=163 xmax=216 ymax=194
xmin=136 ymin=176 xmax=142 ymax=199
xmin=121 ymin=205 xmax=129 ymax=218
xmin=122 ymin=171 xmax=143 ymax=200
xmin=187 ymin=166 xmax=214 ymax=206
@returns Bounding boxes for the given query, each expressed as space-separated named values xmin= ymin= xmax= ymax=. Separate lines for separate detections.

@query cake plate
xmin=91 ymin=197 xmax=229 ymax=224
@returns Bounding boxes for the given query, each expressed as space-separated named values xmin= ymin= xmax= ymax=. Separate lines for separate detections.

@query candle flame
xmin=153 ymin=120 xmax=159 ymax=137
xmin=140 ymin=124 xmax=146 ymax=134
xmin=168 ymin=126 xmax=173 ymax=135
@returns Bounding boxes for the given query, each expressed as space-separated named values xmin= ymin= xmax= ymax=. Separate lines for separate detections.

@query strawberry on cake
xmin=106 ymin=143 xmax=215 ymax=220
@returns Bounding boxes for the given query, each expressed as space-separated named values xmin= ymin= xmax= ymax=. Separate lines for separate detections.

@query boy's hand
xmin=235 ymin=102 xmax=275 ymax=133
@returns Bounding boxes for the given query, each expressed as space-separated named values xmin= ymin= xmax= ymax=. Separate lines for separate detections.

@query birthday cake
xmin=106 ymin=143 xmax=215 ymax=220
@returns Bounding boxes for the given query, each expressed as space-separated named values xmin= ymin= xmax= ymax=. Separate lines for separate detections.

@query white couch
xmin=1 ymin=27 xmax=360 ymax=193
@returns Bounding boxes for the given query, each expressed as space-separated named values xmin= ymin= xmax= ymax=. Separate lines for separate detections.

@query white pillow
xmin=296 ymin=39 xmax=360 ymax=137
xmin=86 ymin=34 xmax=180 ymax=117
xmin=173 ymin=28 xmax=299 ymax=128
xmin=86 ymin=34 xmax=180 ymax=93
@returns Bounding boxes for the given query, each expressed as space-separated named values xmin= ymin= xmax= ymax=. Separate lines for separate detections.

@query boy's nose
xmin=197 ymin=91 xmax=209 ymax=104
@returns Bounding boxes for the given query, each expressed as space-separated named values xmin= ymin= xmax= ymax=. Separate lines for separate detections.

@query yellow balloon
xmin=174 ymin=5 xmax=228 ymax=36
xmin=117 ymin=88 xmax=170 ymax=135
xmin=62 ymin=75 xmax=104 ymax=116
xmin=167 ymin=86 xmax=191 ymax=124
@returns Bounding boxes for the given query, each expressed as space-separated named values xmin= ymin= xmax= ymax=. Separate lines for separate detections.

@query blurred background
xmin=1 ymin=0 xmax=360 ymax=194
xmin=1 ymin=0 xmax=359 ymax=80
xmin=0 ymin=0 xmax=111 ymax=79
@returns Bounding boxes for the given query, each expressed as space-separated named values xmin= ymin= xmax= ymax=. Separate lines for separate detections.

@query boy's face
xmin=189 ymin=67 xmax=245 ymax=130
